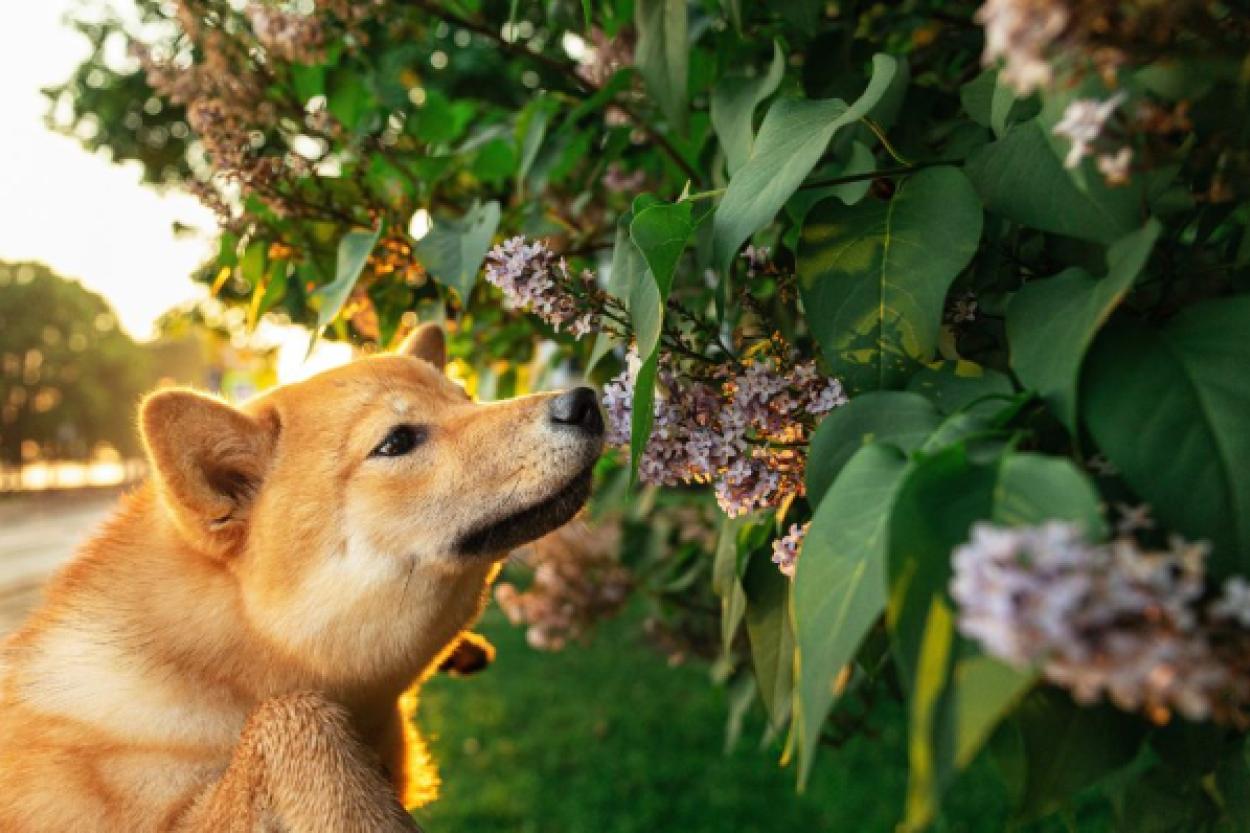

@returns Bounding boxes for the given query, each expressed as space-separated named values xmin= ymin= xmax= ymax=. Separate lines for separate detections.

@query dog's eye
xmin=371 ymin=425 xmax=426 ymax=458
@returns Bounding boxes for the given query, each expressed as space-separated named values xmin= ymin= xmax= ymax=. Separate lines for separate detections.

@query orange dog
xmin=0 ymin=324 xmax=604 ymax=831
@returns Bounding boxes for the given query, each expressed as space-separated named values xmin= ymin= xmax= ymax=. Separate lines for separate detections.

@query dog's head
xmin=138 ymin=324 xmax=603 ymax=681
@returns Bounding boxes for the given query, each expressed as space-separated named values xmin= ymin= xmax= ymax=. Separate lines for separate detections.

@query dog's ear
xmin=140 ymin=389 xmax=279 ymax=557
xmin=396 ymin=322 xmax=445 ymax=370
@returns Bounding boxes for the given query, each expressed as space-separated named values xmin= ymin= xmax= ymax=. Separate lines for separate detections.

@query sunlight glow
xmin=263 ymin=322 xmax=355 ymax=384
xmin=0 ymin=1 xmax=216 ymax=342
xmin=408 ymin=207 xmax=433 ymax=241
xmin=561 ymin=31 xmax=588 ymax=61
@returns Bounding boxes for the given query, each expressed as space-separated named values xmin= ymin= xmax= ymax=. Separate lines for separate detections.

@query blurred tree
xmin=0 ymin=262 xmax=154 ymax=465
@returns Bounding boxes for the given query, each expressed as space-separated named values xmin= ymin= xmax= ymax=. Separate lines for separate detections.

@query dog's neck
xmin=232 ymin=526 xmax=499 ymax=701
xmin=6 ymin=484 xmax=495 ymax=749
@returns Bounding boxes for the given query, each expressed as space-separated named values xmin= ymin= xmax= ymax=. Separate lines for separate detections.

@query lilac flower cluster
xmin=602 ymin=348 xmax=846 ymax=518
xmin=245 ymin=4 xmax=326 ymax=64
xmin=772 ymin=523 xmax=809 ymax=578
xmin=1052 ymin=93 xmax=1134 ymax=184
xmin=741 ymin=245 xmax=772 ymax=278
xmin=601 ymin=163 xmax=647 ymax=194
xmin=975 ymin=0 xmax=1070 ymax=93
xmin=952 ymin=522 xmax=1250 ymax=724
xmin=494 ymin=522 xmax=630 ymax=651
xmin=483 ymin=237 xmax=598 ymax=339
xmin=944 ymin=291 xmax=979 ymax=326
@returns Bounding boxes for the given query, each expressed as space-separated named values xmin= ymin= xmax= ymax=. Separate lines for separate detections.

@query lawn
xmin=412 ymin=605 xmax=1032 ymax=833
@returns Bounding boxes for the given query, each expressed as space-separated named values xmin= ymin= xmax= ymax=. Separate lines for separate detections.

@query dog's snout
xmin=548 ymin=387 xmax=604 ymax=435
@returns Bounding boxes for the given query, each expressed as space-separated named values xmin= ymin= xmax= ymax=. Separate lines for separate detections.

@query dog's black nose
xmin=548 ymin=387 xmax=604 ymax=434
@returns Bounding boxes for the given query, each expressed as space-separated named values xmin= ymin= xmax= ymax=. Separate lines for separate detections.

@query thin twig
xmin=798 ymin=158 xmax=964 ymax=190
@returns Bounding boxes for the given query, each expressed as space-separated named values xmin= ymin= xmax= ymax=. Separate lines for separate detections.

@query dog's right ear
xmin=396 ymin=322 xmax=446 ymax=370
xmin=140 ymin=389 xmax=278 ymax=558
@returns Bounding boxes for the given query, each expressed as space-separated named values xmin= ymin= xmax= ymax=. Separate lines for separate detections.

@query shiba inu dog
xmin=0 ymin=323 xmax=605 ymax=832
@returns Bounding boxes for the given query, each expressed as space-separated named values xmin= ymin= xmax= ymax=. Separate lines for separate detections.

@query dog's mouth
xmin=454 ymin=465 xmax=595 ymax=557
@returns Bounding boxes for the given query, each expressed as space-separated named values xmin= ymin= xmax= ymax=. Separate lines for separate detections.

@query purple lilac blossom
xmin=483 ymin=237 xmax=596 ymax=339
xmin=951 ymin=522 xmax=1250 ymax=723
xmin=771 ymin=522 xmax=809 ymax=578
xmin=601 ymin=349 xmax=845 ymax=519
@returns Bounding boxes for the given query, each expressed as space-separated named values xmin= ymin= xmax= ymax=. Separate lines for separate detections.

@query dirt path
xmin=0 ymin=490 xmax=121 ymax=636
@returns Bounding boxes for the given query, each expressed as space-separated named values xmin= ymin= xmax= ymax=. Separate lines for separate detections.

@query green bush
xmin=55 ymin=0 xmax=1250 ymax=828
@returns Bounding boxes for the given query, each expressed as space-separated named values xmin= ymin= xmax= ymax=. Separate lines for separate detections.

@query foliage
xmin=0 ymin=262 xmax=160 ymax=464
xmin=56 ymin=0 xmax=1250 ymax=828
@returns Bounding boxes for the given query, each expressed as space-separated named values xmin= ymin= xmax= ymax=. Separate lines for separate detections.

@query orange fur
xmin=0 ymin=324 xmax=603 ymax=831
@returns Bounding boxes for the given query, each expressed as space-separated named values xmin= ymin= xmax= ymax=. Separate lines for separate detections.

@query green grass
xmin=412 ymin=606 xmax=1022 ymax=833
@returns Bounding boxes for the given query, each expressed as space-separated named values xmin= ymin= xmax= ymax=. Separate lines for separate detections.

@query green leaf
xmin=712 ymin=516 xmax=748 ymax=656
xmin=585 ymin=330 xmax=616 ymax=376
xmin=902 ymin=597 xmax=957 ymax=832
xmin=634 ymin=0 xmax=688 ymax=133
xmin=471 ymin=138 xmax=519 ymax=184
xmin=606 ymin=217 xmax=662 ymax=477
xmin=239 ymin=240 xmax=267 ymax=285
xmin=952 ymin=656 xmax=1034 ymax=769
xmin=919 ymin=409 xmax=998 ymax=455
xmin=327 ymin=68 xmax=375 ymax=131
xmin=724 ymin=673 xmax=757 ymax=754
xmin=1114 ymin=763 xmax=1221 ymax=833
xmin=414 ymin=201 xmax=501 ymax=303
xmin=408 ymin=89 xmax=473 ymax=144
xmin=744 ymin=547 xmax=796 ymax=730
xmin=309 ymin=225 xmax=382 ymax=352
xmin=959 ymin=70 xmax=997 ymax=128
xmin=1008 ymin=219 xmax=1159 ymax=432
xmin=712 ymin=54 xmax=899 ymax=277
xmin=962 ymin=70 xmax=1032 ymax=138
xmin=794 ymin=443 xmax=911 ymax=786
xmin=966 ymin=119 xmax=1143 ymax=244
xmin=606 ymin=212 xmax=650 ymax=307
xmin=866 ymin=55 xmax=910 ymax=129
xmin=989 ymin=80 xmax=1018 ymax=138
xmin=888 ymin=447 xmax=1104 ymax=828
xmin=710 ymin=41 xmax=785 ymax=176
xmin=887 ymin=446 xmax=997 ymax=689
xmin=1082 ymin=295 xmax=1250 ymax=577
xmin=249 ymin=258 xmax=289 ymax=331
xmin=1008 ymin=689 xmax=1145 ymax=821
xmin=784 ymin=141 xmax=877 ymax=228
xmin=905 ymin=360 xmax=1015 ymax=416
xmin=798 ymin=166 xmax=983 ymax=391
xmin=630 ymin=201 xmax=694 ymax=299
xmin=320 ymin=229 xmax=380 ymax=322
xmin=626 ymin=200 xmax=694 ymax=483
xmin=888 ymin=448 xmax=996 ymax=831
xmin=291 ymin=62 xmax=326 ymax=102
xmin=516 ymin=95 xmax=556 ymax=193
xmin=993 ymin=453 xmax=1108 ymax=537
xmin=805 ymin=391 xmax=942 ymax=506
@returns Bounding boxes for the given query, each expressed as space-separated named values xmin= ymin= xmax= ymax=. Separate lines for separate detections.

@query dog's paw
xmin=437 ymin=632 xmax=495 ymax=676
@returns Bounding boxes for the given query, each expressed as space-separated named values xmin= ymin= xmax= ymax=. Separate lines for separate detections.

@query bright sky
xmin=0 ymin=1 xmax=351 ymax=381
xmin=0 ymin=1 xmax=216 ymax=341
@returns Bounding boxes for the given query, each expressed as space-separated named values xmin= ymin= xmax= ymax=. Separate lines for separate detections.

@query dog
xmin=0 ymin=323 xmax=605 ymax=831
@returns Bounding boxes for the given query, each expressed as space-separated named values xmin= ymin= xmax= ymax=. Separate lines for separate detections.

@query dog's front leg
xmin=178 ymin=693 xmax=422 ymax=833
